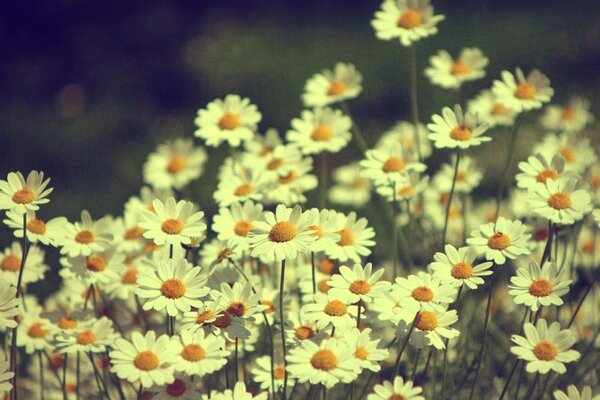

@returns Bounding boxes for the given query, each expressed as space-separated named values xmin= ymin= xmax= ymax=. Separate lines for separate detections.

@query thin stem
xmin=234 ymin=339 xmax=239 ymax=383
xmin=76 ymin=352 xmax=81 ymax=400
xmin=567 ymin=267 xmax=600 ymax=328
xmin=311 ymin=252 xmax=316 ymax=295
xmin=38 ymin=352 xmax=45 ymax=400
xmin=494 ymin=121 xmax=520 ymax=221
xmin=392 ymin=312 xmax=419 ymax=377
xmin=356 ymin=300 xmax=362 ymax=329
xmin=441 ymin=285 xmax=464 ymax=399
xmin=279 ymin=259 xmax=288 ymax=398
xmin=513 ymin=355 xmax=526 ymax=399
xmin=441 ymin=150 xmax=461 ymax=248
xmin=62 ymin=353 xmax=69 ymax=400
xmin=525 ymin=372 xmax=540 ymax=398
xmin=408 ymin=43 xmax=422 ymax=162
xmin=341 ymin=101 xmax=368 ymax=152
xmin=411 ymin=349 xmax=421 ymax=380
xmin=498 ymin=360 xmax=520 ymax=400
xmin=319 ymin=153 xmax=328 ymax=209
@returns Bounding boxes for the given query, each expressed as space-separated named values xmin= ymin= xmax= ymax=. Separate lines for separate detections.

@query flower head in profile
xmin=140 ymin=197 xmax=206 ymax=246
xmin=427 ymin=105 xmax=490 ymax=149
xmin=3 ymin=210 xmax=66 ymax=247
xmin=302 ymin=62 xmax=362 ymax=107
xmin=509 ymin=261 xmax=571 ymax=312
xmin=287 ymin=107 xmax=352 ymax=155
xmin=328 ymin=262 xmax=391 ymax=304
xmin=528 ymin=178 xmax=592 ymax=225
xmin=466 ymin=217 xmax=531 ymax=265
xmin=425 ymin=47 xmax=488 ymax=89
xmin=302 ymin=292 xmax=358 ymax=330
xmin=367 ymin=376 xmax=424 ymax=400
xmin=0 ymin=171 xmax=53 ymax=214
xmin=251 ymin=355 xmax=292 ymax=392
xmin=492 ymin=68 xmax=554 ymax=112
xmin=395 ymin=272 xmax=456 ymax=312
xmin=194 ymin=94 xmax=261 ymax=148
xmin=510 ymin=319 xmax=580 ymax=374
xmin=372 ymin=0 xmax=445 ymax=46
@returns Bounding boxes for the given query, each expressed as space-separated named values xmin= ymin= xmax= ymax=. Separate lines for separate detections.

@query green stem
xmin=408 ymin=43 xmax=422 ymax=162
xmin=441 ymin=150 xmax=461 ymax=248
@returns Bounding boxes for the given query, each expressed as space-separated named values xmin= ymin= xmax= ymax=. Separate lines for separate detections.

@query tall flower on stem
xmin=140 ymin=197 xmax=206 ymax=247
xmin=0 ymin=171 xmax=53 ymax=214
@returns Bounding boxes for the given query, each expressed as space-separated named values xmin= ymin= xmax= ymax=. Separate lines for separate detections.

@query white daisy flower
xmin=179 ymin=299 xmax=224 ymax=333
xmin=376 ymin=121 xmax=432 ymax=161
xmin=302 ymin=62 xmax=362 ymax=107
xmin=104 ymin=256 xmax=151 ymax=301
xmin=212 ymin=201 xmax=263 ymax=252
xmin=0 ymin=242 xmax=48 ymax=287
xmin=510 ymin=319 xmax=580 ymax=374
xmin=251 ymin=355 xmax=290 ymax=392
xmin=541 ymin=97 xmax=593 ymax=133
xmin=211 ymin=381 xmax=268 ymax=400
xmin=394 ymin=272 xmax=457 ymax=312
xmin=467 ymin=89 xmax=517 ymax=128
xmin=367 ymin=376 xmax=424 ymax=400
xmin=244 ymin=128 xmax=283 ymax=159
xmin=59 ymin=249 xmax=124 ymax=286
xmin=125 ymin=186 xmax=174 ymax=223
xmin=328 ymin=162 xmax=372 ymax=208
xmin=343 ymin=327 xmax=389 ymax=372
xmin=213 ymin=163 xmax=270 ymax=207
xmin=54 ymin=316 xmax=118 ymax=354
xmin=372 ymin=0 xmax=445 ymax=47
xmin=17 ymin=314 xmax=57 ymax=354
xmin=214 ymin=282 xmax=265 ymax=323
xmin=492 ymin=68 xmax=554 ymax=112
xmin=0 ymin=352 xmax=13 ymax=394
xmin=110 ymin=330 xmax=177 ymax=388
xmin=263 ymin=156 xmax=318 ymax=206
xmin=249 ymin=204 xmax=316 ymax=261
xmin=306 ymin=208 xmax=341 ymax=253
xmin=136 ymin=258 xmax=209 ymax=317
xmin=287 ymin=107 xmax=352 ymax=154
xmin=466 ymin=217 xmax=532 ymax=265
xmin=0 ymin=280 xmax=19 ymax=330
xmin=328 ymin=263 xmax=391 ymax=304
xmin=0 ymin=170 xmax=52 ymax=214
xmin=528 ymin=178 xmax=592 ymax=225
xmin=533 ymin=133 xmax=597 ymax=174
xmin=424 ymin=47 xmax=488 ymax=89
xmin=147 ymin=376 xmax=202 ymax=400
xmin=427 ymin=104 xmax=490 ymax=149
xmin=194 ymin=94 xmax=261 ymax=148
xmin=143 ymin=137 xmax=207 ymax=190
xmin=3 ymin=210 xmax=66 ymax=246
xmin=405 ymin=308 xmax=460 ymax=349
xmin=516 ymin=153 xmax=574 ymax=190
xmin=370 ymin=283 xmax=420 ymax=326
xmin=140 ymin=197 xmax=206 ymax=247
xmin=509 ymin=261 xmax=572 ymax=312
xmin=284 ymin=310 xmax=320 ymax=345
xmin=432 ymin=154 xmax=483 ymax=194
xmin=554 ymin=385 xmax=600 ymax=400
xmin=60 ymin=210 xmax=113 ymax=257
xmin=376 ymin=171 xmax=429 ymax=202
xmin=111 ymin=214 xmax=146 ymax=255
xmin=171 ymin=329 xmax=229 ymax=377
xmin=325 ymin=211 xmax=376 ymax=263
xmin=430 ymin=245 xmax=493 ymax=290
xmin=360 ymin=144 xmax=427 ymax=186
xmin=302 ymin=292 xmax=358 ymax=330
xmin=286 ymin=337 xmax=359 ymax=388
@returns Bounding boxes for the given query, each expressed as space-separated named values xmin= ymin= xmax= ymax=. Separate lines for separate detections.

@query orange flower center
xmin=529 ymin=279 xmax=554 ymax=297
xmin=349 ymin=280 xmax=371 ymax=295
xmin=311 ymin=124 xmax=334 ymax=141
xmin=533 ymin=341 xmax=557 ymax=361
xmin=273 ymin=366 xmax=286 ymax=380
xmin=195 ymin=310 xmax=214 ymax=324
xmin=278 ymin=171 xmax=297 ymax=184
xmin=450 ymin=126 xmax=472 ymax=141
xmin=166 ymin=379 xmax=187 ymax=397
xmin=75 ymin=230 xmax=95 ymax=244
xmin=57 ymin=317 xmax=78 ymax=330
xmin=86 ymin=255 xmax=107 ymax=272
xmin=397 ymin=9 xmax=423 ymax=29
xmin=397 ymin=186 xmax=415 ymax=197
xmin=327 ymin=80 xmax=347 ymax=96
xmin=267 ymin=158 xmax=284 ymax=170
xmin=234 ymin=220 xmax=253 ymax=237
xmin=487 ymin=232 xmax=511 ymax=250
xmin=181 ymin=344 xmax=205 ymax=362
xmin=218 ymin=113 xmax=241 ymax=130
xmin=213 ymin=312 xmax=232 ymax=328
xmin=122 ymin=268 xmax=138 ymax=284
xmin=261 ymin=300 xmax=275 ymax=313
xmin=76 ymin=330 xmax=97 ymax=345
xmin=295 ymin=326 xmax=315 ymax=340
xmin=382 ymin=156 xmax=405 ymax=173
xmin=124 ymin=227 xmax=144 ymax=240
xmin=268 ymin=221 xmax=298 ymax=243
xmin=514 ymin=83 xmax=536 ymax=100
xmin=559 ymin=148 xmax=575 ymax=162
xmin=307 ymin=225 xmax=323 ymax=238
xmin=167 ymin=156 xmax=187 ymax=174
xmin=227 ymin=302 xmax=246 ymax=317
xmin=412 ymin=286 xmax=434 ymax=302
xmin=324 ymin=300 xmax=347 ymax=316
xmin=451 ymin=262 xmax=473 ymax=279
xmin=234 ymin=183 xmax=253 ymax=197
xmin=12 ymin=188 xmax=36 ymax=204
xmin=415 ymin=311 xmax=438 ymax=331
xmin=582 ymin=241 xmax=595 ymax=253
xmin=133 ymin=351 xmax=159 ymax=371
xmin=310 ymin=349 xmax=338 ymax=371
xmin=0 ymin=255 xmax=21 ymax=271
xmin=354 ymin=346 xmax=369 ymax=360
xmin=161 ymin=219 xmax=184 ymax=235
xmin=451 ymin=61 xmax=470 ymax=75
xmin=160 ymin=279 xmax=186 ymax=299
xmin=491 ymin=103 xmax=508 ymax=115
xmin=28 ymin=322 xmax=49 ymax=338
xmin=547 ymin=192 xmax=571 ymax=210
xmin=337 ymin=228 xmax=354 ymax=246
xmin=318 ymin=259 xmax=336 ymax=274
xmin=27 ymin=219 xmax=47 ymax=235
xmin=536 ymin=169 xmax=558 ymax=183
xmin=561 ymin=107 xmax=576 ymax=120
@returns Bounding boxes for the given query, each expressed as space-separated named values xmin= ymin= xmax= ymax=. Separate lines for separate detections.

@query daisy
xmin=424 ymin=47 xmax=488 ymax=89
xmin=244 ymin=128 xmax=283 ymax=159
xmin=54 ymin=316 xmax=118 ymax=354
xmin=0 ymin=242 xmax=48 ymax=286
xmin=110 ymin=330 xmax=178 ymax=388
xmin=0 ymin=280 xmax=19 ymax=330
xmin=140 ymin=197 xmax=206 ymax=246
xmin=509 ymin=261 xmax=572 ymax=312
xmin=376 ymin=121 xmax=432 ymax=161
xmin=343 ymin=327 xmax=389 ymax=372
xmin=124 ymin=186 xmax=174 ymax=222
xmin=136 ymin=258 xmax=209 ymax=317
xmin=194 ymin=94 xmax=261 ymax=148
xmin=213 ymin=162 xmax=270 ymax=207
xmin=432 ymin=155 xmax=483 ymax=194
xmin=466 ymin=217 xmax=532 ymax=265
xmin=533 ymin=133 xmax=597 ymax=174
xmin=17 ymin=314 xmax=57 ymax=354
xmin=325 ymin=211 xmax=376 ymax=263
xmin=0 ymin=170 xmax=52 ymax=214
xmin=407 ymin=307 xmax=460 ymax=349
xmin=394 ymin=273 xmax=456 ymax=312
xmin=510 ymin=319 xmax=580 ymax=374
xmin=360 ymin=144 xmax=426 ymax=186
xmin=302 ymin=62 xmax=362 ymax=107
xmin=171 ymin=329 xmax=229 ymax=376
xmin=147 ymin=376 xmax=202 ymax=400
xmin=306 ymin=208 xmax=341 ymax=253
xmin=287 ymin=107 xmax=352 ymax=154
xmin=367 ymin=376 xmax=424 ymax=400
xmin=541 ymin=97 xmax=593 ymax=133
xmin=179 ymin=299 xmax=224 ymax=333
xmin=59 ymin=250 xmax=124 ymax=286
xmin=302 ymin=292 xmax=358 ymax=330
xmin=328 ymin=162 xmax=372 ymax=208
xmin=467 ymin=89 xmax=517 ymax=128
xmin=3 ymin=210 xmax=67 ymax=246
xmin=211 ymin=381 xmax=268 ymax=400
xmin=427 ymin=104 xmax=490 ymax=149
xmin=0 ymin=352 xmax=13 ymax=394
xmin=263 ymin=156 xmax=318 ymax=206
xmin=60 ymin=210 xmax=113 ymax=257
xmin=143 ymin=137 xmax=207 ymax=190
xmin=328 ymin=263 xmax=391 ymax=304
xmin=516 ymin=153 xmax=574 ymax=190
xmin=554 ymin=385 xmax=600 ymax=400
xmin=212 ymin=201 xmax=263 ymax=252
xmin=528 ymin=178 xmax=592 ymax=225
xmin=214 ymin=282 xmax=265 ymax=322
xmin=429 ymin=245 xmax=493 ymax=290
xmin=111 ymin=214 xmax=146 ymax=255
xmin=286 ymin=337 xmax=360 ymax=388
xmin=104 ymin=256 xmax=151 ymax=300
xmin=372 ymin=0 xmax=445 ymax=47
xmin=284 ymin=310 xmax=320 ymax=345
xmin=251 ymin=355 xmax=290 ymax=391
xmin=492 ymin=68 xmax=554 ymax=112
xmin=376 ymin=171 xmax=428 ymax=202
xmin=249 ymin=204 xmax=316 ymax=261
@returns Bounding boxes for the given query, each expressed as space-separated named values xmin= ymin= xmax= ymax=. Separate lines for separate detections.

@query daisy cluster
xmin=1 ymin=1 xmax=599 ymax=400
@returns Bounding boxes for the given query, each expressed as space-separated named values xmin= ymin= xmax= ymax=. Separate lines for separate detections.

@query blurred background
xmin=1 ymin=0 xmax=599 ymax=227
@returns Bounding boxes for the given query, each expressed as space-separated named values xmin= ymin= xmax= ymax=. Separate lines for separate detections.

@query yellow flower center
xmin=337 ymin=228 xmax=354 ymax=246
xmin=307 ymin=224 xmax=323 ymax=238
xmin=268 ymin=221 xmax=298 ymax=243
xmin=57 ymin=317 xmax=78 ymax=330
xmin=76 ymin=331 xmax=97 ymax=345
xmin=354 ymin=346 xmax=369 ymax=360
xmin=234 ymin=183 xmax=253 ymax=197
xmin=487 ymin=232 xmax=511 ymax=250
xmin=12 ymin=188 xmax=36 ymax=204
xmin=273 ymin=366 xmax=286 ymax=380
xmin=160 ymin=278 xmax=186 ymax=299
xmin=547 ymin=192 xmax=571 ymax=210
xmin=0 ymin=255 xmax=21 ymax=271
xmin=234 ymin=220 xmax=253 ymax=237
xmin=311 ymin=124 xmax=334 ymax=141
xmin=389 ymin=395 xmax=407 ymax=400
xmin=327 ymin=80 xmax=347 ymax=96
xmin=218 ymin=113 xmax=241 ymax=130
xmin=536 ymin=169 xmax=558 ymax=183
xmin=561 ymin=107 xmax=576 ymax=120
xmin=451 ymin=61 xmax=470 ymax=75
xmin=267 ymin=158 xmax=284 ymax=170
xmin=278 ymin=170 xmax=297 ymax=184
xmin=491 ymin=103 xmax=508 ymax=115
xmin=27 ymin=219 xmax=47 ymax=234
xmin=349 ymin=280 xmax=371 ymax=295
xmin=450 ymin=126 xmax=472 ymax=141
xmin=514 ymin=83 xmax=536 ymax=100
xmin=226 ymin=302 xmax=246 ymax=317
xmin=28 ymin=322 xmax=49 ymax=338
xmin=195 ymin=310 xmax=214 ymax=324
xmin=382 ymin=156 xmax=405 ymax=173
xmin=397 ymin=10 xmax=423 ymax=29
xmin=532 ymin=341 xmax=557 ymax=361
xmin=124 ymin=226 xmax=144 ymax=240
xmin=133 ymin=351 xmax=159 ymax=371
xmin=559 ymin=148 xmax=575 ymax=162
xmin=86 ymin=255 xmax=107 ymax=272
xmin=529 ymin=279 xmax=554 ymax=297
xmin=166 ymin=379 xmax=187 ymax=397
xmin=318 ymin=258 xmax=337 ymax=274
xmin=310 ymin=349 xmax=338 ymax=371
xmin=122 ymin=268 xmax=138 ymax=284
xmin=167 ymin=156 xmax=187 ymax=174
xmin=324 ymin=300 xmax=347 ymax=316
xmin=181 ymin=344 xmax=205 ymax=362
xmin=451 ymin=262 xmax=473 ymax=279
xmin=397 ymin=186 xmax=415 ymax=197
xmin=261 ymin=300 xmax=275 ymax=313
xmin=161 ymin=218 xmax=184 ymax=235
xmin=412 ymin=286 xmax=434 ymax=302
xmin=415 ymin=311 xmax=438 ymax=331
xmin=75 ymin=230 xmax=95 ymax=244
xmin=295 ymin=326 xmax=315 ymax=340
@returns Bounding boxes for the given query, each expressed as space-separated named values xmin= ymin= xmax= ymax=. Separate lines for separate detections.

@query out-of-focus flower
xmin=425 ymin=48 xmax=488 ymax=89
xmin=302 ymin=63 xmax=362 ymax=107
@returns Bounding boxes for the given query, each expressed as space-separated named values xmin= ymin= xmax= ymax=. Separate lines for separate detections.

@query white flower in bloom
xmin=492 ymin=68 xmax=553 ymax=112
xmin=0 ymin=242 xmax=48 ymax=287
xmin=244 ymin=128 xmax=283 ymax=159
xmin=211 ymin=381 xmax=268 ymax=400
xmin=467 ymin=89 xmax=517 ymax=128
xmin=360 ymin=144 xmax=427 ymax=186
xmin=528 ymin=178 xmax=592 ymax=225
xmin=328 ymin=263 xmax=391 ymax=304
xmin=303 ymin=292 xmax=358 ymax=330
xmin=372 ymin=0 xmax=445 ymax=47
xmin=509 ymin=261 xmax=571 ymax=312
xmin=395 ymin=273 xmax=456 ymax=312
xmin=376 ymin=171 xmax=429 ymax=202
xmin=376 ymin=121 xmax=432 ymax=161
xmin=328 ymin=162 xmax=372 ymax=208
xmin=430 ymin=245 xmax=493 ymax=290
xmin=251 ymin=355 xmax=291 ymax=392
xmin=171 ymin=329 xmax=229 ymax=377
xmin=302 ymin=62 xmax=362 ymax=107
xmin=0 ymin=353 xmax=14 ymax=394
xmin=424 ymin=47 xmax=488 ymax=89
xmin=140 ymin=197 xmax=206 ymax=246
xmin=343 ymin=327 xmax=389 ymax=372
xmin=214 ymin=162 xmax=270 ymax=207
xmin=406 ymin=308 xmax=460 ymax=349
xmin=136 ymin=258 xmax=209 ymax=317
xmin=432 ymin=155 xmax=482 ymax=194
xmin=533 ymin=133 xmax=597 ymax=174
xmin=306 ymin=209 xmax=342 ymax=253
xmin=510 ymin=319 xmax=580 ymax=374
xmin=0 ymin=280 xmax=19 ymax=330
xmin=249 ymin=204 xmax=316 ymax=261
xmin=367 ymin=376 xmax=425 ymax=400
xmin=17 ymin=314 xmax=57 ymax=354
xmin=212 ymin=201 xmax=263 ymax=252
xmin=194 ymin=94 xmax=261 ymax=148
xmin=143 ymin=137 xmax=207 ymax=190
xmin=554 ymin=385 xmax=600 ymax=400
xmin=59 ymin=250 xmax=124 ymax=286
xmin=325 ymin=211 xmax=376 ymax=263
xmin=60 ymin=210 xmax=113 ymax=257
xmin=54 ymin=317 xmax=118 ymax=354
xmin=467 ymin=217 xmax=532 ymax=265
xmin=427 ymin=105 xmax=490 ymax=149
xmin=214 ymin=282 xmax=265 ymax=323
xmin=263 ymin=155 xmax=318 ymax=206
xmin=541 ymin=97 xmax=593 ymax=133
xmin=3 ymin=210 xmax=66 ymax=246
xmin=0 ymin=171 xmax=52 ymax=214
xmin=110 ymin=331 xmax=177 ymax=388
xmin=516 ymin=153 xmax=574 ymax=190
xmin=286 ymin=107 xmax=352 ymax=154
